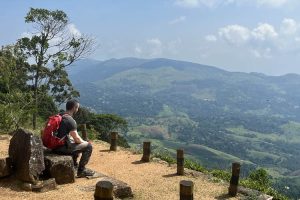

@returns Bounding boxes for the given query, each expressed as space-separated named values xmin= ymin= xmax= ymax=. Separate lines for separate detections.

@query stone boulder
xmin=0 ymin=157 xmax=12 ymax=177
xmin=44 ymin=154 xmax=75 ymax=184
xmin=100 ymin=176 xmax=133 ymax=198
xmin=8 ymin=129 xmax=45 ymax=184
xmin=77 ymin=172 xmax=133 ymax=199
xmin=21 ymin=178 xmax=57 ymax=192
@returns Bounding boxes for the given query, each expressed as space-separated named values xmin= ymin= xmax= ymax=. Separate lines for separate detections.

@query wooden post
xmin=180 ymin=180 xmax=194 ymax=200
xmin=228 ymin=162 xmax=241 ymax=196
xmin=110 ymin=132 xmax=118 ymax=151
xmin=94 ymin=180 xmax=113 ymax=200
xmin=141 ymin=141 xmax=151 ymax=162
xmin=80 ymin=124 xmax=88 ymax=141
xmin=177 ymin=149 xmax=184 ymax=175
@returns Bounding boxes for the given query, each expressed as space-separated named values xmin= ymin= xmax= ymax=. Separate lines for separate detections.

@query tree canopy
xmin=16 ymin=8 xmax=95 ymax=129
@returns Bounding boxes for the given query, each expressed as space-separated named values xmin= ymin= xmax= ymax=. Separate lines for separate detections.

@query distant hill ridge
xmin=68 ymin=57 xmax=300 ymax=198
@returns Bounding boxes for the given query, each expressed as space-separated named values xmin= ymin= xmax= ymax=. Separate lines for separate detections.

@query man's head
xmin=66 ymin=99 xmax=80 ymax=115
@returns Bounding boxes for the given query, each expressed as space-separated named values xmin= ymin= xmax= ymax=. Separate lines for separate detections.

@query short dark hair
xmin=66 ymin=99 xmax=79 ymax=111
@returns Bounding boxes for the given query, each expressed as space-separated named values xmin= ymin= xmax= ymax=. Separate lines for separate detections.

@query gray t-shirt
xmin=57 ymin=114 xmax=77 ymax=139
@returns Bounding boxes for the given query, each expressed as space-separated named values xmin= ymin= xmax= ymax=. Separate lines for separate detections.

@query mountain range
xmin=68 ymin=57 xmax=300 ymax=198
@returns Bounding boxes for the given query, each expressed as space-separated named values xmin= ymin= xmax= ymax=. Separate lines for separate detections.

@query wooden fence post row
xmin=177 ymin=149 xmax=184 ymax=175
xmin=80 ymin=124 xmax=88 ymax=141
xmin=141 ymin=141 xmax=151 ymax=162
xmin=228 ymin=162 xmax=241 ymax=196
xmin=94 ymin=180 xmax=113 ymax=200
xmin=180 ymin=180 xmax=194 ymax=200
xmin=110 ymin=132 xmax=118 ymax=151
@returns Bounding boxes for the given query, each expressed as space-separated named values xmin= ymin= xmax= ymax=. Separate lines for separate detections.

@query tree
xmin=248 ymin=168 xmax=271 ymax=189
xmin=90 ymin=114 xmax=130 ymax=148
xmin=90 ymin=114 xmax=128 ymax=137
xmin=17 ymin=8 xmax=95 ymax=129
xmin=73 ymin=107 xmax=94 ymax=124
xmin=0 ymin=46 xmax=32 ymax=131
xmin=74 ymin=108 xmax=130 ymax=147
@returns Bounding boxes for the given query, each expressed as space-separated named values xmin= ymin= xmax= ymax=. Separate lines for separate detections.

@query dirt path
xmin=0 ymin=136 xmax=242 ymax=200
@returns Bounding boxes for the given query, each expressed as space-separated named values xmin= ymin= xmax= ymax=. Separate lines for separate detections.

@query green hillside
xmin=69 ymin=58 xmax=300 ymax=198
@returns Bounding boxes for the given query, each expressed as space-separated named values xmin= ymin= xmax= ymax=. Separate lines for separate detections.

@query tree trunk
xmin=32 ymin=88 xmax=37 ymax=130
xmin=32 ymin=65 xmax=39 ymax=130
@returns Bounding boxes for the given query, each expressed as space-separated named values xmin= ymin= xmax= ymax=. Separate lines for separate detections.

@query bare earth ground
xmin=0 ymin=136 xmax=243 ymax=200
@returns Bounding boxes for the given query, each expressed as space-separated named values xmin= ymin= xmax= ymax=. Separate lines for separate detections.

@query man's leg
xmin=72 ymin=142 xmax=93 ymax=176
xmin=53 ymin=144 xmax=79 ymax=167
xmin=72 ymin=153 xmax=79 ymax=168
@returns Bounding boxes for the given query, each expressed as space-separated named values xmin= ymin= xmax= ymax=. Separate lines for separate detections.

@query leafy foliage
xmin=210 ymin=169 xmax=231 ymax=182
xmin=16 ymin=7 xmax=95 ymax=129
xmin=90 ymin=114 xmax=130 ymax=148
xmin=0 ymin=46 xmax=32 ymax=131
xmin=74 ymin=107 xmax=130 ymax=148
xmin=241 ymin=169 xmax=289 ymax=200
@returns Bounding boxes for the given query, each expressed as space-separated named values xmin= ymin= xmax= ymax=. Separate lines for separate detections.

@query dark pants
xmin=53 ymin=141 xmax=93 ymax=172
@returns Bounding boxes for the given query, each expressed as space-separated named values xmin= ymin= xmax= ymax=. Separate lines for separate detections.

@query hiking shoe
xmin=77 ymin=168 xmax=95 ymax=177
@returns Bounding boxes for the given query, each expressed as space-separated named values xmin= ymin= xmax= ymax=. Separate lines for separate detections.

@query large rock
xmin=21 ymin=178 xmax=57 ymax=192
xmin=100 ymin=176 xmax=133 ymax=199
xmin=8 ymin=129 xmax=45 ymax=184
xmin=0 ymin=157 xmax=12 ymax=177
xmin=77 ymin=172 xmax=133 ymax=199
xmin=44 ymin=154 xmax=75 ymax=184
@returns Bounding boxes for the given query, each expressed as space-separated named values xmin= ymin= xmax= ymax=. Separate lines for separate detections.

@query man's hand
xmin=70 ymin=130 xmax=85 ymax=144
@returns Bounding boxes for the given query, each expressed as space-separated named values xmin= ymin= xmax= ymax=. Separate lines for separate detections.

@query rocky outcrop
xmin=44 ymin=154 xmax=75 ymax=184
xmin=8 ymin=129 xmax=45 ymax=184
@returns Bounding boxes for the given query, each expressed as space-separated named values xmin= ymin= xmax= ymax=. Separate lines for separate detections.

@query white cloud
xmin=169 ymin=16 xmax=186 ymax=25
xmin=205 ymin=35 xmax=217 ymax=42
xmin=175 ymin=0 xmax=199 ymax=8
xmin=134 ymin=46 xmax=142 ymax=54
xmin=252 ymin=23 xmax=278 ymax=41
xmin=174 ymin=0 xmax=292 ymax=8
xmin=174 ymin=0 xmax=227 ymax=8
xmin=147 ymin=38 xmax=162 ymax=46
xmin=21 ymin=32 xmax=33 ymax=38
xmin=167 ymin=38 xmax=182 ymax=55
xmin=251 ymin=48 xmax=272 ymax=58
xmin=256 ymin=0 xmax=288 ymax=7
xmin=199 ymin=0 xmax=223 ymax=8
xmin=218 ymin=23 xmax=278 ymax=44
xmin=212 ymin=18 xmax=300 ymax=58
xmin=147 ymin=38 xmax=163 ymax=56
xmin=68 ymin=23 xmax=81 ymax=37
xmin=218 ymin=25 xmax=251 ymax=45
xmin=280 ymin=18 xmax=299 ymax=35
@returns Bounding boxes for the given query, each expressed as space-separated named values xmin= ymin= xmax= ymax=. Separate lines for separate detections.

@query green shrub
xmin=130 ymin=144 xmax=143 ymax=154
xmin=210 ymin=169 xmax=231 ymax=182
xmin=184 ymin=159 xmax=208 ymax=173
xmin=240 ymin=168 xmax=289 ymax=200
xmin=152 ymin=150 xmax=176 ymax=164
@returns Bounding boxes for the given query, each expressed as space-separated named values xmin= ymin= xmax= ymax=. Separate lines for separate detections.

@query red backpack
xmin=42 ymin=114 xmax=66 ymax=149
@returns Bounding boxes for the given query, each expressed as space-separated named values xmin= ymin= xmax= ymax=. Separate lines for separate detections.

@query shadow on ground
xmin=215 ymin=193 xmax=236 ymax=199
xmin=0 ymin=175 xmax=24 ymax=192
xmin=99 ymin=149 xmax=112 ymax=153
xmin=131 ymin=160 xmax=146 ymax=165
xmin=162 ymin=173 xmax=178 ymax=178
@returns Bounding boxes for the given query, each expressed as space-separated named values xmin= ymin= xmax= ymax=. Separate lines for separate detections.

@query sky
xmin=1 ymin=0 xmax=300 ymax=75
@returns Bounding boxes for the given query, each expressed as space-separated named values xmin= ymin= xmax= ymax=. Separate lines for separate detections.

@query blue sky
xmin=1 ymin=0 xmax=300 ymax=75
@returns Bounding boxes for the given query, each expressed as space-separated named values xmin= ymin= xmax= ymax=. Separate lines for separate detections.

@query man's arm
xmin=70 ymin=130 xmax=86 ymax=144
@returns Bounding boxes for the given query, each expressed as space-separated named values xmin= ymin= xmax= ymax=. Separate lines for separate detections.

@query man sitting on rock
xmin=53 ymin=99 xmax=94 ymax=177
